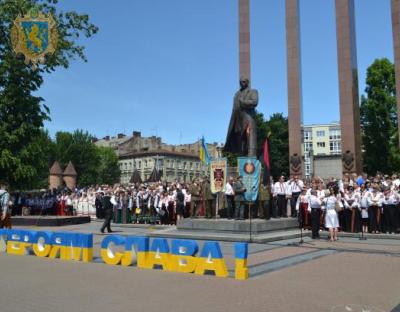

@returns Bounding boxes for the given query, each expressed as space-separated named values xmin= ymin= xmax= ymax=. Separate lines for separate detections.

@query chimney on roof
xmin=103 ymin=136 xmax=110 ymax=141
xmin=133 ymin=131 xmax=141 ymax=138
xmin=117 ymin=133 xmax=125 ymax=139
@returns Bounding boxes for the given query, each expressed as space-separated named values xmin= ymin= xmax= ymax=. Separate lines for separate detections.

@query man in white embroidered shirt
xmin=225 ymin=176 xmax=235 ymax=219
xmin=288 ymin=175 xmax=304 ymax=218
xmin=273 ymin=175 xmax=288 ymax=218
xmin=308 ymin=190 xmax=322 ymax=239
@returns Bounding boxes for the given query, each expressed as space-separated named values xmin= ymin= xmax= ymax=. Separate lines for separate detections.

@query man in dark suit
xmin=95 ymin=192 xmax=104 ymax=219
xmin=234 ymin=176 xmax=247 ymax=220
xmin=224 ymin=77 xmax=259 ymax=157
xmin=100 ymin=190 xmax=113 ymax=233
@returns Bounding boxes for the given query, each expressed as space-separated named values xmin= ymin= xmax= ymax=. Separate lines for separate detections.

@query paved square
xmin=1 ymin=223 xmax=399 ymax=312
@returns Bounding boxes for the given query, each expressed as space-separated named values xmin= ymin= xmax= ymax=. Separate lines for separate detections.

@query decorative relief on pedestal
xmin=290 ymin=153 xmax=302 ymax=174
xmin=342 ymin=150 xmax=354 ymax=172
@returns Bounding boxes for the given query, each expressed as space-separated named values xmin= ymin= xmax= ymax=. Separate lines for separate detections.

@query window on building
xmin=138 ymin=161 xmax=141 ymax=169
xmin=157 ymin=159 xmax=164 ymax=169
xmin=183 ymin=162 xmax=187 ymax=170
xmin=145 ymin=160 xmax=148 ymax=167
xmin=304 ymin=130 xmax=312 ymax=141
xmin=329 ymin=129 xmax=341 ymax=140
xmin=304 ymin=142 xmax=312 ymax=152
xmin=317 ymin=142 xmax=325 ymax=148
xmin=316 ymin=130 xmax=325 ymax=137
xmin=305 ymin=164 xmax=311 ymax=177
xmin=330 ymin=141 xmax=341 ymax=154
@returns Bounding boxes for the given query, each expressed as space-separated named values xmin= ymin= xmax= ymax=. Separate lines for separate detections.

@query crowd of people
xmin=2 ymin=179 xmax=215 ymax=226
xmin=1 ymin=173 xmax=400 ymax=239
xmin=269 ymin=173 xmax=400 ymax=241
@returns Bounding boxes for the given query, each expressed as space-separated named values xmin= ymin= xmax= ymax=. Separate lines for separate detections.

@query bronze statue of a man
xmin=224 ymin=77 xmax=258 ymax=156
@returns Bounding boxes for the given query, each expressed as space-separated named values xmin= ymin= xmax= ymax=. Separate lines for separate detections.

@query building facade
xmin=119 ymin=151 xmax=204 ymax=184
xmin=302 ymin=123 xmax=342 ymax=179
xmin=95 ymin=131 xmax=221 ymax=184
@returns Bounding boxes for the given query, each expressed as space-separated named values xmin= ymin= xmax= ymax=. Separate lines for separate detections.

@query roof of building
xmin=119 ymin=149 xmax=200 ymax=160
xmin=302 ymin=122 xmax=340 ymax=128
xmin=49 ymin=161 xmax=63 ymax=175
xmin=63 ymin=161 xmax=77 ymax=176
xmin=95 ymin=135 xmax=132 ymax=146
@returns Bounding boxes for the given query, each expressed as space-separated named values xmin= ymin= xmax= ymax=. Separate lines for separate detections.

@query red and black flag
xmin=263 ymin=132 xmax=271 ymax=185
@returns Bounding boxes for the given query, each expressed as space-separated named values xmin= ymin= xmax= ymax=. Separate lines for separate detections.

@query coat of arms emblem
xmin=213 ymin=168 xmax=224 ymax=189
xmin=290 ymin=153 xmax=302 ymax=173
xmin=342 ymin=150 xmax=354 ymax=172
xmin=11 ymin=8 xmax=58 ymax=69
xmin=243 ymin=160 xmax=255 ymax=175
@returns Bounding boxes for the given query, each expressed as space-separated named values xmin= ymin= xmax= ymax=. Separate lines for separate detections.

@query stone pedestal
xmin=177 ymin=218 xmax=298 ymax=234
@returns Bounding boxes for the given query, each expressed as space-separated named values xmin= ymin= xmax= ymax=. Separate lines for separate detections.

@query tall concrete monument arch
xmin=286 ymin=0 xmax=303 ymax=177
xmin=239 ymin=0 xmax=251 ymax=80
xmin=335 ymin=0 xmax=362 ymax=174
xmin=285 ymin=0 xmax=362 ymax=176
xmin=391 ymin=0 xmax=400 ymax=148
xmin=236 ymin=0 xmax=400 ymax=176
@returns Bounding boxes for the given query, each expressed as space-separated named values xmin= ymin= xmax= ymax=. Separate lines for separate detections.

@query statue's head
xmin=239 ymin=76 xmax=249 ymax=90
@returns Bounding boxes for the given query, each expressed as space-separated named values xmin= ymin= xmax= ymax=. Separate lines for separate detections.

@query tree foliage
xmin=263 ymin=113 xmax=289 ymax=179
xmin=0 ymin=0 xmax=98 ymax=189
xmin=96 ymin=146 xmax=121 ymax=185
xmin=54 ymin=130 xmax=98 ymax=187
xmin=360 ymin=58 xmax=400 ymax=174
xmin=52 ymin=130 xmax=120 ymax=187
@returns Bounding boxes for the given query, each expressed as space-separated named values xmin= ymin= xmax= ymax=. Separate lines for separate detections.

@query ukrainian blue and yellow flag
xmin=199 ymin=136 xmax=211 ymax=165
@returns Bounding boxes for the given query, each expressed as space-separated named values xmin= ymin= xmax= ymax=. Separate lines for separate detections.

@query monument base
xmin=11 ymin=216 xmax=91 ymax=227
xmin=177 ymin=218 xmax=299 ymax=234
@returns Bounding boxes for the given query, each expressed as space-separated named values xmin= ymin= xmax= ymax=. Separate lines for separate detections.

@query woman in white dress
xmin=88 ymin=192 xmax=96 ymax=219
xmin=79 ymin=193 xmax=89 ymax=216
xmin=72 ymin=194 xmax=79 ymax=216
xmin=324 ymin=188 xmax=340 ymax=242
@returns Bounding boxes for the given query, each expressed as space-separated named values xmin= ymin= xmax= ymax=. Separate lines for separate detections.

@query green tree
xmin=0 ymin=0 xmax=98 ymax=189
xmin=54 ymin=130 xmax=99 ymax=187
xmin=96 ymin=146 xmax=121 ymax=185
xmin=255 ymin=111 xmax=269 ymax=158
xmin=360 ymin=58 xmax=400 ymax=174
xmin=264 ymin=113 xmax=289 ymax=179
xmin=31 ymin=129 xmax=56 ymax=189
xmin=53 ymin=130 xmax=120 ymax=187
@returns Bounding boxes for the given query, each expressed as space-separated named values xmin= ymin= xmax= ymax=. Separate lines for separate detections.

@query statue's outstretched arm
xmin=240 ymin=90 xmax=258 ymax=108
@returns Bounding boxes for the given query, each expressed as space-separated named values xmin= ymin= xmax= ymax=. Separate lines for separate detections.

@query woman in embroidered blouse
xmin=324 ymin=187 xmax=340 ymax=242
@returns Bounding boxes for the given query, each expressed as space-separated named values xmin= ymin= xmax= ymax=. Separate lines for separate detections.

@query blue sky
xmin=38 ymin=0 xmax=394 ymax=145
